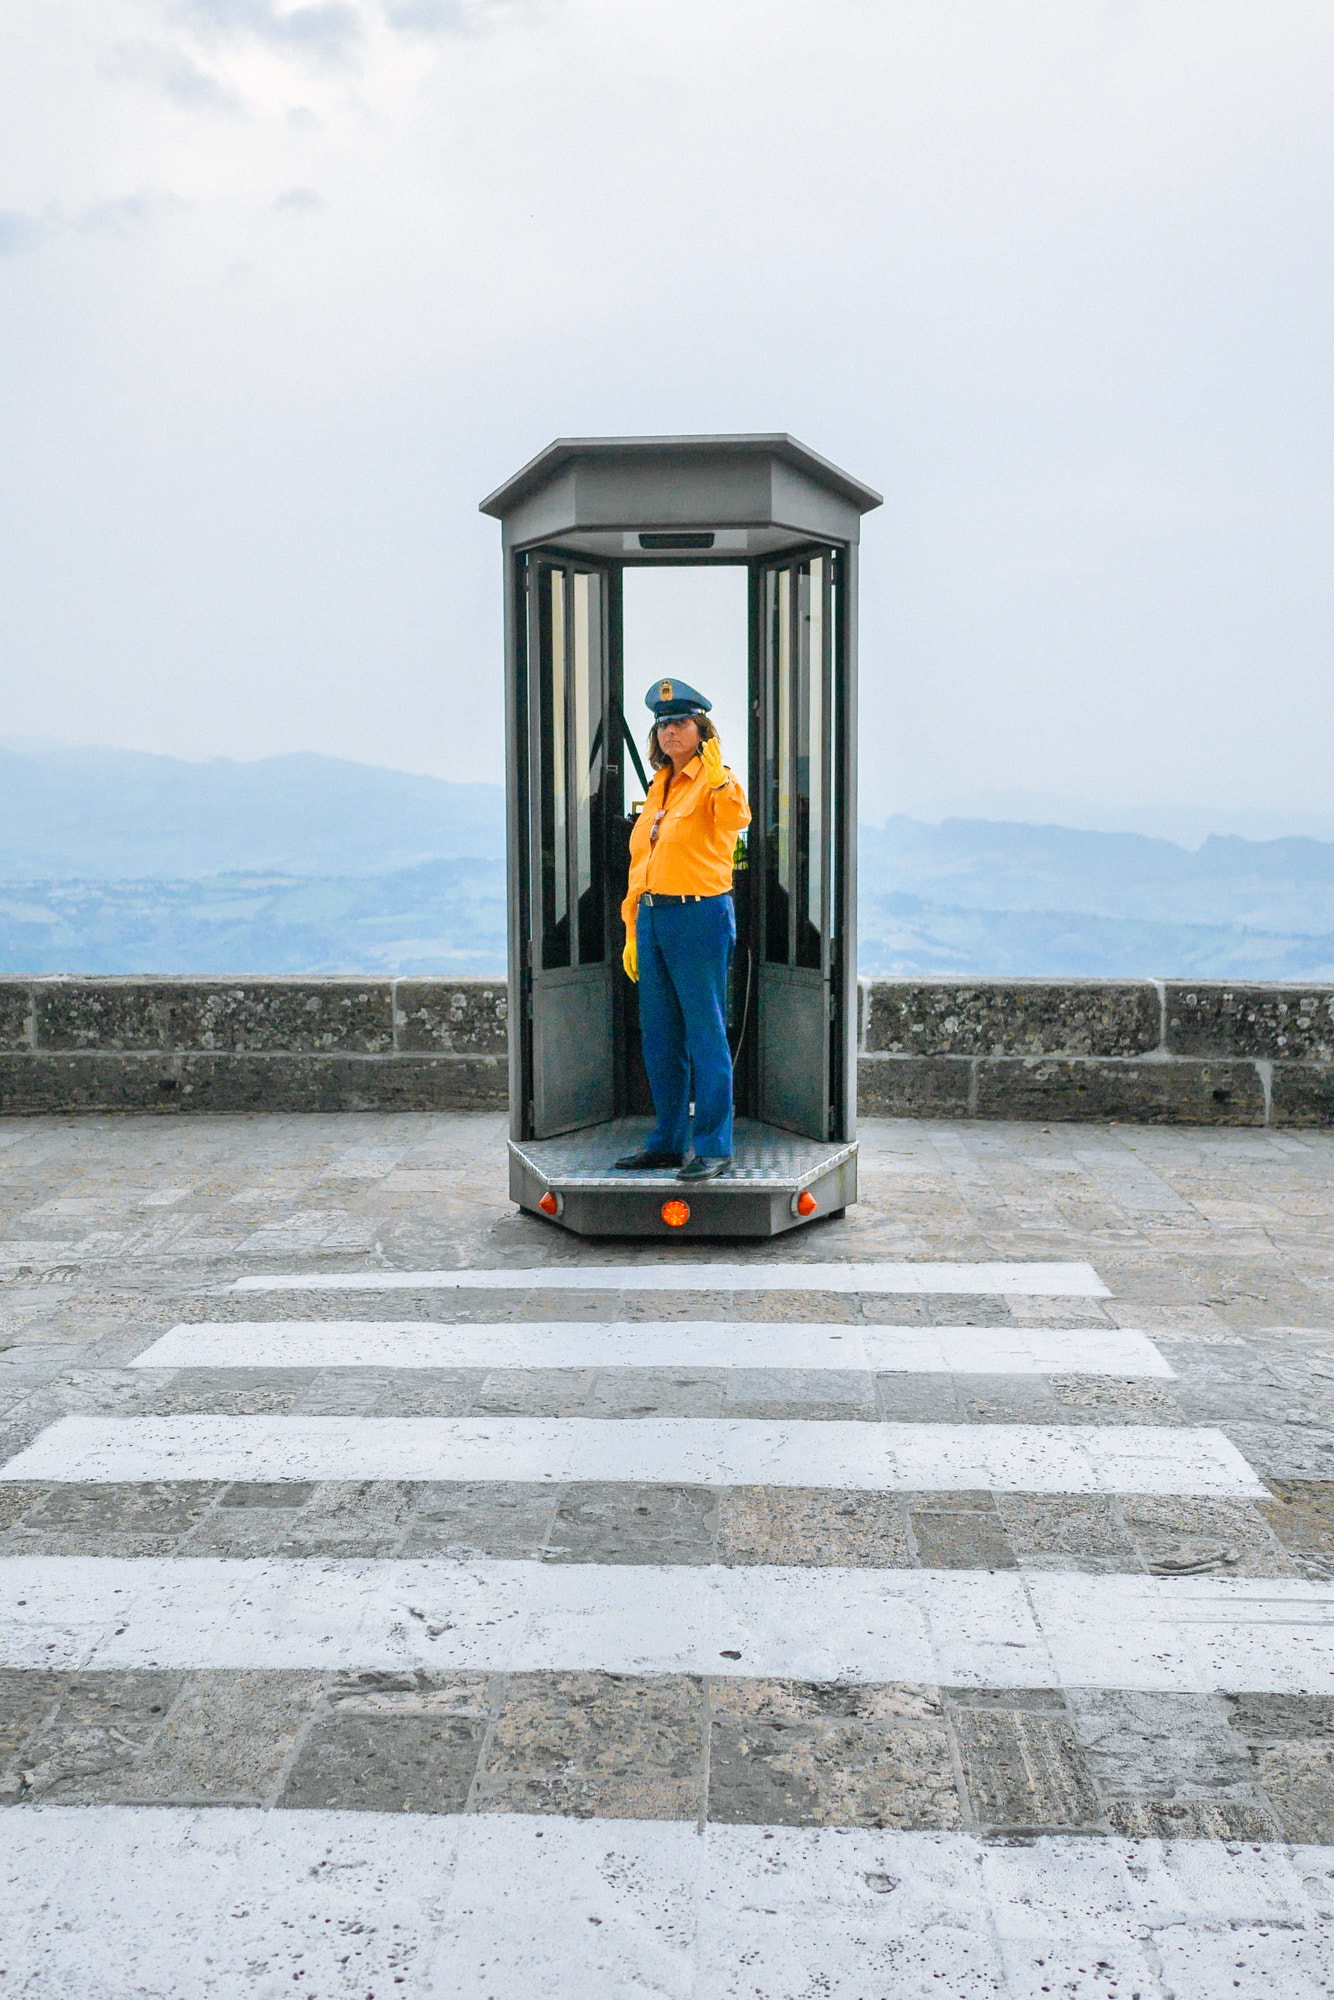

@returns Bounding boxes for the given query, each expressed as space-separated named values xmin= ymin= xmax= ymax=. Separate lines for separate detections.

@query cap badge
xmin=659 ymin=680 xmax=673 ymax=701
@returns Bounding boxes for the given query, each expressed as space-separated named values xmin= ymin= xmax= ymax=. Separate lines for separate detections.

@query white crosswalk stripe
xmin=230 ymin=1258 xmax=1112 ymax=1295
xmin=133 ymin=1318 xmax=1176 ymax=1374
xmin=2 ymin=1413 xmax=1259 ymax=1492
xmin=4 ymin=1810 xmax=1331 ymax=1998
xmin=6 ymin=1556 xmax=1334 ymax=1689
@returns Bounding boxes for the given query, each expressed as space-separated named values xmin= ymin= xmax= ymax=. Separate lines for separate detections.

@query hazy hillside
xmin=6 ymin=744 xmax=1334 ymax=977
xmin=0 ymin=862 xmax=507 ymax=977
xmin=862 ymin=817 xmax=1334 ymax=933
xmin=0 ymin=743 xmax=506 ymax=878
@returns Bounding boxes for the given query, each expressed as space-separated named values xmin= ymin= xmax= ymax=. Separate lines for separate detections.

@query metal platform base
xmin=509 ymin=1119 xmax=858 ymax=1238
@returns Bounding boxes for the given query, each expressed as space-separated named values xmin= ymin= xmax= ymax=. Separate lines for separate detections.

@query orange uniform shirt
xmin=621 ymin=753 xmax=752 ymax=934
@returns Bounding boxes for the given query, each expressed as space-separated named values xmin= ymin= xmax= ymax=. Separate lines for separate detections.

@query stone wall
xmin=4 ymin=974 xmax=1334 ymax=1124
xmin=0 ymin=979 xmax=509 ymax=1116
xmin=858 ymin=979 xmax=1334 ymax=1126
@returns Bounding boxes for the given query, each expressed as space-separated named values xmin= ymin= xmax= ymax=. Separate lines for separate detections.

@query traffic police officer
xmin=616 ymin=679 xmax=751 ymax=1181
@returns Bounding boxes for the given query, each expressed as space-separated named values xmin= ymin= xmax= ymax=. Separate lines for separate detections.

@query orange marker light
xmin=796 ymin=1191 xmax=818 ymax=1216
xmin=661 ymin=1199 xmax=690 ymax=1228
xmin=538 ymin=1191 xmax=558 ymax=1216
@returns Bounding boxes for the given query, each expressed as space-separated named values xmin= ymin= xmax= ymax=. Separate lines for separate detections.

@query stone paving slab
xmin=0 ymin=1476 xmax=1317 ymax=1573
xmin=3 ymin=1666 xmax=1333 ymax=1841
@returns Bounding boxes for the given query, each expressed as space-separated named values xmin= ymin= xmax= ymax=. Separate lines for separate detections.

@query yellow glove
xmin=700 ymin=733 xmax=727 ymax=789
xmin=622 ymin=932 xmax=638 ymax=982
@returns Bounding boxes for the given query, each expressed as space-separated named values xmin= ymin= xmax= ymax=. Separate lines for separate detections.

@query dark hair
xmin=647 ymin=711 xmax=717 ymax=772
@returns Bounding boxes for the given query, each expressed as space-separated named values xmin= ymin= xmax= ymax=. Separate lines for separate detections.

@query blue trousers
xmin=637 ymin=894 xmax=736 ymax=1159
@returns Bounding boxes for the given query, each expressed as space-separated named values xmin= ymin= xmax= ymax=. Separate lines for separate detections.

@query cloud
xmin=73 ymin=196 xmax=161 ymax=237
xmin=384 ymin=0 xmax=535 ymax=35
xmin=178 ymin=0 xmax=364 ymax=64
xmin=0 ymin=212 xmax=53 ymax=259
xmin=273 ymin=185 xmax=326 ymax=210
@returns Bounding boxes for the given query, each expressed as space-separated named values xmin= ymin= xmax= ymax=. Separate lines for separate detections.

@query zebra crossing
xmin=4 ymin=1254 xmax=1333 ymax=1995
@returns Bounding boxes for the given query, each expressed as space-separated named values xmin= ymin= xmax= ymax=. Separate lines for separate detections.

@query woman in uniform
xmin=615 ymin=678 xmax=751 ymax=1182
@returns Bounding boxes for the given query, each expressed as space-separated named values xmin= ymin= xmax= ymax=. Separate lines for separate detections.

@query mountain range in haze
xmin=3 ymin=742 xmax=1334 ymax=979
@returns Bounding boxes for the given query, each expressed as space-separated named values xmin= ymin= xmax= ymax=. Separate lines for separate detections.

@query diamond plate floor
xmin=509 ymin=1117 xmax=857 ymax=1191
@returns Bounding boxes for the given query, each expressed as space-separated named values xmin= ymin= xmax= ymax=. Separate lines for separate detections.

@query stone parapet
xmin=0 ymin=978 xmax=508 ymax=1116
xmin=5 ymin=975 xmax=1334 ymax=1124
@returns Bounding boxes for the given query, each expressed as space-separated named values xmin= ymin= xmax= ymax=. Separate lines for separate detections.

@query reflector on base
xmin=661 ymin=1199 xmax=690 ymax=1228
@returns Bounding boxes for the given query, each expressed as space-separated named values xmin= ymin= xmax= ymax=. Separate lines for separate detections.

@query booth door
xmin=524 ymin=557 xmax=616 ymax=1137
xmin=756 ymin=551 xmax=841 ymax=1140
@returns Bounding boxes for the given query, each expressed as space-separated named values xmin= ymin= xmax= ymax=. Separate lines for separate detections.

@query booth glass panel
xmin=763 ymin=565 xmax=793 ymax=964
xmin=538 ymin=567 xmax=570 ymax=969
xmin=572 ymin=569 xmax=606 ymax=965
xmin=795 ymin=556 xmax=825 ymax=970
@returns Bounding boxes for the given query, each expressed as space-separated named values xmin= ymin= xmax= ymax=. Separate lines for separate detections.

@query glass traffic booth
xmin=479 ymin=434 xmax=882 ymax=1237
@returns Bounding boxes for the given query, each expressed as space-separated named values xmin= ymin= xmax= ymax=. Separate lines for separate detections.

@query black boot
xmin=614 ymin=1149 xmax=685 ymax=1171
xmin=677 ymin=1155 xmax=732 ymax=1181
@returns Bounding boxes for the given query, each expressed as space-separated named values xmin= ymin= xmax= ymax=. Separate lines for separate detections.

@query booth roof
xmin=478 ymin=432 xmax=883 ymax=521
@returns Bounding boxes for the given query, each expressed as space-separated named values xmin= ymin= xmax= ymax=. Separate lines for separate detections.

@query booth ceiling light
xmin=640 ymin=532 xmax=714 ymax=550
xmin=661 ymin=1199 xmax=690 ymax=1228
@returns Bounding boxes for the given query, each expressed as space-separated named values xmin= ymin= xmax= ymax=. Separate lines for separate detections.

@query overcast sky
xmin=2 ymin=1 xmax=1331 ymax=837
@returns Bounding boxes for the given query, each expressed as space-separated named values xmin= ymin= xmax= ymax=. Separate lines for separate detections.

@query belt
xmin=641 ymin=891 xmax=726 ymax=907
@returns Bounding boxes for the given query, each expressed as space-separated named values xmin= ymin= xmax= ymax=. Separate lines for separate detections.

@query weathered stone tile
xmin=146 ymin=1369 xmax=314 ymax=1416
xmin=587 ymin=1370 xmax=728 ymax=1419
xmin=471 ymin=1367 xmax=593 ymax=1416
xmin=1253 ymin=1741 xmax=1334 ymax=1843
xmin=1259 ymin=1479 xmax=1334 ymax=1567
xmin=1120 ymin=1495 xmax=1297 ymax=1577
xmin=1065 ymin=1689 xmax=1251 ymax=1798
xmin=1225 ymin=1693 xmax=1334 ymax=1742
xmin=280 ymin=1710 xmax=484 ymax=1812
xmin=708 ymin=1680 xmax=942 ymax=1722
xmin=14 ymin=1481 xmax=217 ymax=1545
xmin=328 ymin=1671 xmax=492 ymax=1717
xmin=707 ymin=1712 xmax=959 ymax=1829
xmin=0 ymin=1483 xmax=47 ymax=1533
xmin=996 ymin=1494 xmax=1139 ymax=1573
xmin=183 ymin=1508 xmax=314 ymax=1556
xmin=18 ymin=1672 xmax=182 ymax=1802
xmin=1048 ymin=1374 xmax=1181 ymax=1423
xmin=1227 ymin=1423 xmax=1334 ymax=1484
xmin=359 ymin=1370 xmax=479 ymax=1418
xmin=273 ymin=1480 xmax=418 ymax=1555
xmin=219 ymin=1481 xmax=316 ymax=1509
xmin=949 ymin=1706 xmax=1100 ymax=1830
xmin=402 ymin=1482 xmax=558 ymax=1559
xmin=872 ymin=1376 xmax=961 ymax=1422
xmin=476 ymin=1671 xmax=703 ymax=1820
xmin=129 ymin=1671 xmax=323 ymax=1803
xmin=0 ymin=1671 xmax=65 ymax=1796
xmin=544 ymin=1484 xmax=717 ymax=1566
xmin=292 ymin=1367 xmax=394 ymax=1416
xmin=717 ymin=1488 xmax=911 ymax=1569
xmin=942 ymin=1687 xmax=1067 ymax=1713
xmin=1104 ymin=1796 xmax=1283 ymax=1839
xmin=719 ymin=1369 xmax=876 ymax=1420
xmin=960 ymin=1376 xmax=1059 ymax=1424
xmin=907 ymin=1501 xmax=1016 ymax=1570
